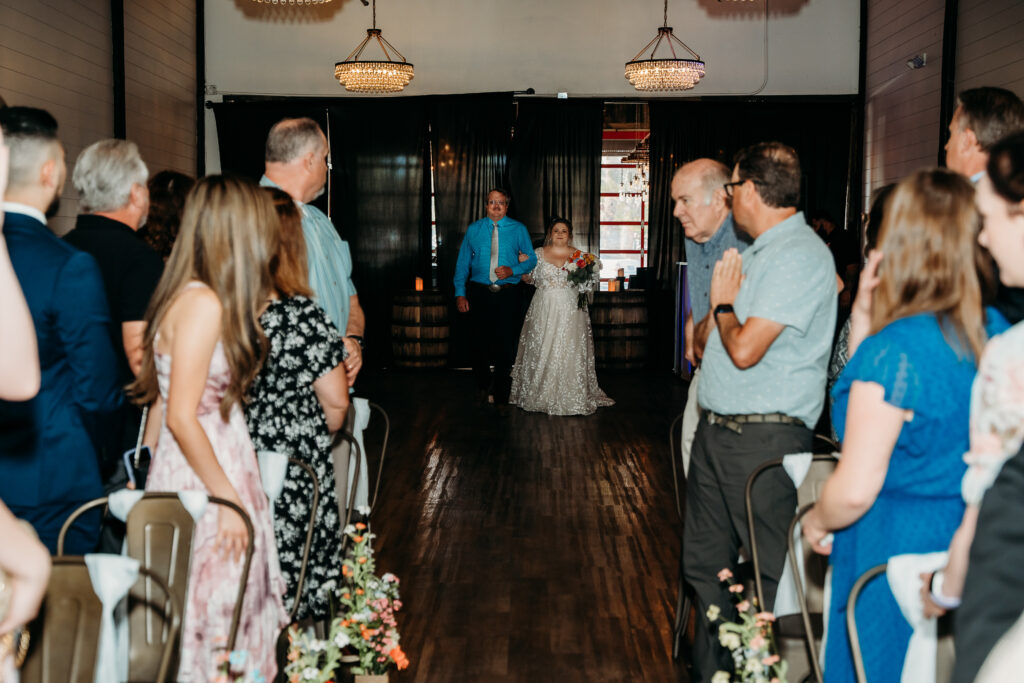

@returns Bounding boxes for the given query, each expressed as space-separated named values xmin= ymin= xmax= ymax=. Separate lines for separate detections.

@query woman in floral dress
xmin=246 ymin=189 xmax=350 ymax=621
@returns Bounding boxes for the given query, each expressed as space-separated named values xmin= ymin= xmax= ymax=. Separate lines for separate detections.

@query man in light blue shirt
xmin=671 ymin=158 xmax=752 ymax=475
xmin=454 ymin=189 xmax=536 ymax=404
xmin=262 ymin=117 xmax=364 ymax=383
xmin=682 ymin=142 xmax=836 ymax=682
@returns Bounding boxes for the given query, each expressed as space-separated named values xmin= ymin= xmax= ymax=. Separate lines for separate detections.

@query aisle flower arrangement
xmin=564 ymin=249 xmax=601 ymax=310
xmin=708 ymin=568 xmax=788 ymax=683
xmin=284 ymin=523 xmax=409 ymax=682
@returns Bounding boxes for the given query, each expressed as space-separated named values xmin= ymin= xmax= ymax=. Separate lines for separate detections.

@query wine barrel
xmin=590 ymin=290 xmax=649 ymax=369
xmin=391 ymin=291 xmax=450 ymax=368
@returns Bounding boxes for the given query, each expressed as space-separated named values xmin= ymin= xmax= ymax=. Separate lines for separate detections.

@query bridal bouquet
xmin=707 ymin=568 xmax=788 ymax=683
xmin=564 ymin=249 xmax=601 ymax=310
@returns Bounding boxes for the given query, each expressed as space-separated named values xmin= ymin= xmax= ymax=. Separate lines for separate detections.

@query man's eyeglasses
xmin=723 ymin=179 xmax=763 ymax=198
xmin=487 ymin=200 xmax=508 ymax=206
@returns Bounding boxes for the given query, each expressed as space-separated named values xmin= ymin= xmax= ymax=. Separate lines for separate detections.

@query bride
xmin=510 ymin=217 xmax=614 ymax=416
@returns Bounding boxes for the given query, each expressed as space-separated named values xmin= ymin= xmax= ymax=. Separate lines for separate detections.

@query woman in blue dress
xmin=801 ymin=168 xmax=1008 ymax=683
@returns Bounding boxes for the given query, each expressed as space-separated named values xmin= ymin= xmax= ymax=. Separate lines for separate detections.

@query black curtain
xmin=429 ymin=93 xmax=515 ymax=366
xmin=328 ymin=99 xmax=431 ymax=368
xmin=506 ymin=99 xmax=604 ymax=252
xmin=647 ymin=98 xmax=858 ymax=290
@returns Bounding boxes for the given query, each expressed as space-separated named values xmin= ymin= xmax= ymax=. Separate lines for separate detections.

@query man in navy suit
xmin=0 ymin=107 xmax=121 ymax=554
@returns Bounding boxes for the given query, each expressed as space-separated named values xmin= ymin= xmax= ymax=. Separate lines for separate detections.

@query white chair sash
xmin=257 ymin=450 xmax=290 ymax=523
xmin=84 ymin=554 xmax=139 ymax=683
xmin=887 ymin=551 xmax=949 ymax=683
xmin=108 ymin=489 xmax=208 ymax=525
xmin=348 ymin=398 xmax=371 ymax=510
xmin=774 ymin=452 xmax=814 ymax=617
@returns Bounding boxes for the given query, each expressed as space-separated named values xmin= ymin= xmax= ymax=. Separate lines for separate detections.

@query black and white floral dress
xmin=245 ymin=295 xmax=347 ymax=621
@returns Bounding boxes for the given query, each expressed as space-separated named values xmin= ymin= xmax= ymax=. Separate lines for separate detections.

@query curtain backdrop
xmin=429 ymin=93 xmax=515 ymax=366
xmin=647 ymin=98 xmax=858 ymax=290
xmin=328 ymin=99 xmax=431 ymax=368
xmin=506 ymin=99 xmax=603 ymax=253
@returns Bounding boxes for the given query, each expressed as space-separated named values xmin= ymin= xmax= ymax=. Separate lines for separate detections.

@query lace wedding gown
xmin=510 ymin=248 xmax=614 ymax=415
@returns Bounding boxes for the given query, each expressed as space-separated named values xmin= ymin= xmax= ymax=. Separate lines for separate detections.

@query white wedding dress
xmin=510 ymin=248 xmax=614 ymax=416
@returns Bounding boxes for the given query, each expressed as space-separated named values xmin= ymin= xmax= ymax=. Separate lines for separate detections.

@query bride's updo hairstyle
xmin=543 ymin=216 xmax=574 ymax=246
xmin=129 ymin=175 xmax=279 ymax=419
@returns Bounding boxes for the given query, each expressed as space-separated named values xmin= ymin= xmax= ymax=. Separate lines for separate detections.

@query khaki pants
xmin=680 ymin=367 xmax=701 ymax=476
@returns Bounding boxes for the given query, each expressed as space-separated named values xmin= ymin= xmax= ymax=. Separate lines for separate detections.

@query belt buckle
xmin=488 ymin=283 xmax=501 ymax=292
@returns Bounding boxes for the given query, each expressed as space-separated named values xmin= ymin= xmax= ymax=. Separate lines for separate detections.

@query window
xmin=599 ymin=128 xmax=649 ymax=286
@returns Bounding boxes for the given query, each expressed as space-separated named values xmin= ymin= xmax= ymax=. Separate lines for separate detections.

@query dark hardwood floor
xmin=357 ymin=368 xmax=691 ymax=683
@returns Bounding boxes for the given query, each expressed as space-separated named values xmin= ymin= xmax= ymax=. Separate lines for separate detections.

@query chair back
xmin=332 ymin=430 xmax=363 ymax=536
xmin=284 ymin=457 xmax=320 ymax=621
xmin=847 ymin=563 xmax=888 ymax=683
xmin=123 ymin=495 xmax=196 ymax=682
xmin=363 ymin=401 xmax=390 ymax=515
xmin=668 ymin=411 xmax=686 ymax=523
xmin=21 ymin=558 xmax=103 ymax=683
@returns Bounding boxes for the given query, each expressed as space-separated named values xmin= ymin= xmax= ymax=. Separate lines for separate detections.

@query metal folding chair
xmin=746 ymin=447 xmax=838 ymax=683
xmin=57 ymin=493 xmax=254 ymax=653
xmin=284 ymin=457 xmax=320 ymax=622
xmin=331 ymin=430 xmax=363 ymax=546
xmin=364 ymin=401 xmax=390 ymax=515
xmin=22 ymin=557 xmax=179 ymax=683
xmin=667 ymin=410 xmax=693 ymax=660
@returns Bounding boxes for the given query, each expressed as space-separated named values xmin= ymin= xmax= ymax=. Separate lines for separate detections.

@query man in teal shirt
xmin=683 ymin=142 xmax=836 ymax=681
xmin=453 ymin=189 xmax=536 ymax=404
xmin=261 ymin=117 xmax=364 ymax=383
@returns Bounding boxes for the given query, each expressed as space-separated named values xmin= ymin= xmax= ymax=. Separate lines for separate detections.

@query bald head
xmin=263 ymin=117 xmax=329 ymax=204
xmin=671 ymin=159 xmax=731 ymax=243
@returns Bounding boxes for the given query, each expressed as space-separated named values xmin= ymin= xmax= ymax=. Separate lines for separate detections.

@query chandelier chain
xmin=663 ymin=0 xmax=668 ymax=26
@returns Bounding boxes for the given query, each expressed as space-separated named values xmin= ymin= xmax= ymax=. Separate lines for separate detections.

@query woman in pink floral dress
xmin=130 ymin=176 xmax=288 ymax=680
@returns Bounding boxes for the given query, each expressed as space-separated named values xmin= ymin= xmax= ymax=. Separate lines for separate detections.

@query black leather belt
xmin=469 ymin=281 xmax=515 ymax=292
xmin=701 ymin=409 xmax=806 ymax=435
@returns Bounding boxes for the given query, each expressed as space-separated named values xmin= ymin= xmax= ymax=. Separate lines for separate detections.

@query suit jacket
xmin=0 ymin=211 xmax=121 ymax=507
xmin=953 ymin=443 xmax=1024 ymax=682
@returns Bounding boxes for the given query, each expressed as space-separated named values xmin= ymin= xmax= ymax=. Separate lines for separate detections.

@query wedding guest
xmin=63 ymin=139 xmax=164 ymax=490
xmin=509 ymin=217 xmax=612 ymax=415
xmin=0 ymin=499 xmax=49 ymax=635
xmin=0 ymin=122 xmax=39 ymax=401
xmin=140 ymin=170 xmax=195 ymax=260
xmin=246 ymin=187 xmax=349 ymax=621
xmin=129 ymin=175 xmax=288 ymax=680
xmin=261 ymin=117 xmax=364 ymax=383
xmin=802 ymin=168 xmax=1004 ymax=683
xmin=0 ymin=107 xmax=121 ymax=554
xmin=684 ymin=142 xmax=836 ymax=681
xmin=453 ymin=188 xmax=537 ymax=404
xmin=909 ymin=131 xmax=1024 ymax=682
xmin=671 ymin=158 xmax=751 ymax=474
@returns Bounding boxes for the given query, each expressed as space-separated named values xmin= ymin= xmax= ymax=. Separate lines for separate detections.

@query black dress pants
xmin=466 ymin=281 xmax=523 ymax=401
xmin=682 ymin=417 xmax=808 ymax=682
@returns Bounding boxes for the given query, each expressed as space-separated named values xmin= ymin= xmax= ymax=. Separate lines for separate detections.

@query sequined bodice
xmin=532 ymin=248 xmax=574 ymax=290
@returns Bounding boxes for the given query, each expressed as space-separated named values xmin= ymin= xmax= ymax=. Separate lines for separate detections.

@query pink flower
xmin=763 ymin=654 xmax=780 ymax=666
xmin=736 ymin=600 xmax=750 ymax=612
xmin=728 ymin=583 xmax=744 ymax=593
xmin=717 ymin=568 xmax=733 ymax=582
xmin=754 ymin=611 xmax=776 ymax=622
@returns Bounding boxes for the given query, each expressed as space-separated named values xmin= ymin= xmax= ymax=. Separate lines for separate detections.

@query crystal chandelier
xmin=625 ymin=0 xmax=705 ymax=92
xmin=619 ymin=137 xmax=650 ymax=202
xmin=334 ymin=0 xmax=414 ymax=94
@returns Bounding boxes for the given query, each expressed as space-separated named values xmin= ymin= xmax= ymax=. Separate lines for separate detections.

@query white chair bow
xmin=887 ymin=551 xmax=949 ymax=683
xmin=84 ymin=554 xmax=140 ymax=683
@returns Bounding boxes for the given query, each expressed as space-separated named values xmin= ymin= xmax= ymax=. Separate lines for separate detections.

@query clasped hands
xmin=456 ymin=252 xmax=529 ymax=313
xmin=710 ymin=248 xmax=743 ymax=310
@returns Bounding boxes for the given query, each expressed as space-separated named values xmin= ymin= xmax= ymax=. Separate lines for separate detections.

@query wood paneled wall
xmin=0 ymin=0 xmax=115 ymax=235
xmin=124 ymin=0 xmax=197 ymax=176
xmin=956 ymin=0 xmax=1024 ymax=95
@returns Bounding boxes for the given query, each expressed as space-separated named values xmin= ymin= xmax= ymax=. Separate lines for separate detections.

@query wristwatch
xmin=346 ymin=335 xmax=365 ymax=350
xmin=713 ymin=304 xmax=735 ymax=323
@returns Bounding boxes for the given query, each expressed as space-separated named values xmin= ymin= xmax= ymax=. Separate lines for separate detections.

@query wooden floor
xmin=357 ymin=368 xmax=692 ymax=683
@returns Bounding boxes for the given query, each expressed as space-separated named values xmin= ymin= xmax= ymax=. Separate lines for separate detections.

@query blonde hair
xmin=871 ymin=168 xmax=987 ymax=359
xmin=129 ymin=175 xmax=279 ymax=419
xmin=265 ymin=187 xmax=312 ymax=298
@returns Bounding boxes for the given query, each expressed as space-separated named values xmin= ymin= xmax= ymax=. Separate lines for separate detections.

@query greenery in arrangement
xmin=707 ymin=568 xmax=788 ymax=683
xmin=285 ymin=522 xmax=409 ymax=682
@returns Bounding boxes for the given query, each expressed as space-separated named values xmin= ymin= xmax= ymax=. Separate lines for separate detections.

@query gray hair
xmin=265 ymin=118 xmax=325 ymax=164
xmin=698 ymin=160 xmax=731 ymax=204
xmin=72 ymin=139 xmax=148 ymax=213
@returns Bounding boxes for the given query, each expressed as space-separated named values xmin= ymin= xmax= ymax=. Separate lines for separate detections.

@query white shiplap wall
xmin=124 ymin=0 xmax=197 ymax=176
xmin=0 ymin=0 xmax=114 ymax=235
xmin=955 ymin=0 xmax=1024 ymax=97
xmin=863 ymin=0 xmax=946 ymax=206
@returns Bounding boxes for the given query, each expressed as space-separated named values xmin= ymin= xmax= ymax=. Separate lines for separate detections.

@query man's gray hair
xmin=697 ymin=160 xmax=731 ymax=204
xmin=72 ymin=139 xmax=148 ymax=213
xmin=265 ymin=118 xmax=325 ymax=164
